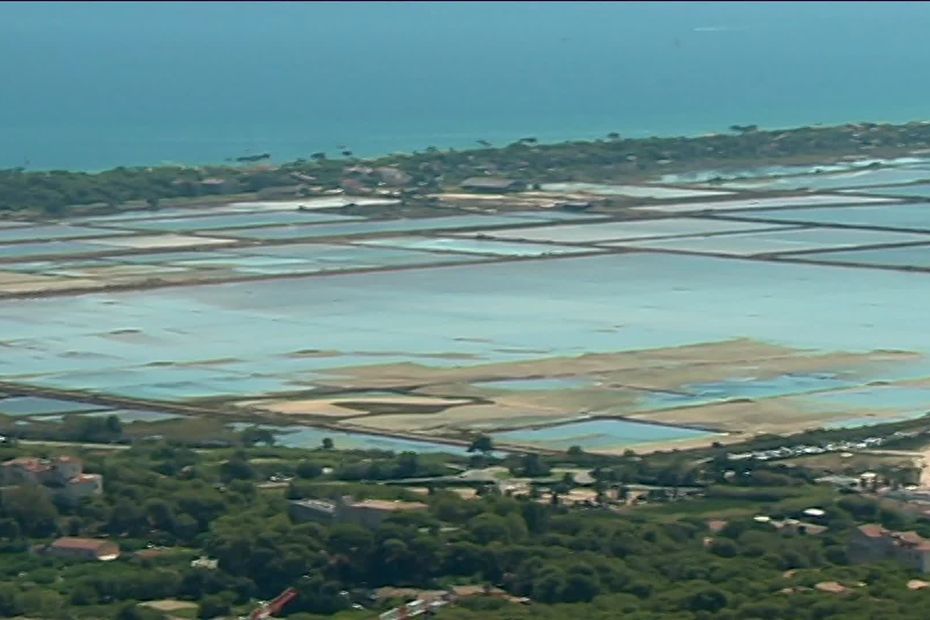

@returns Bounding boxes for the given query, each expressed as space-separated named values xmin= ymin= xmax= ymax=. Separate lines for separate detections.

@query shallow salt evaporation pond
xmin=108 ymin=210 xmax=361 ymax=233
xmin=718 ymin=167 xmax=930 ymax=191
xmin=611 ymin=227 xmax=930 ymax=256
xmin=539 ymin=182 xmax=732 ymax=199
xmin=786 ymin=245 xmax=930 ymax=269
xmin=721 ymin=204 xmax=930 ymax=232
xmin=353 ymin=236 xmax=597 ymax=257
xmin=657 ymin=158 xmax=930 ymax=185
xmin=633 ymin=194 xmax=899 ymax=214
xmin=5 ymin=252 xmax=930 ymax=409
xmin=227 ymin=422 xmax=474 ymax=454
xmin=223 ymin=214 xmax=558 ymax=240
xmin=851 ymin=183 xmax=930 ymax=200
xmin=634 ymin=373 xmax=858 ymax=410
xmin=493 ymin=419 xmax=716 ymax=451
xmin=455 ymin=217 xmax=790 ymax=244
xmin=0 ymin=396 xmax=109 ymax=416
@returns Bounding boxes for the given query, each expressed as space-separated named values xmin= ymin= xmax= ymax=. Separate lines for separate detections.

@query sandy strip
xmin=340 ymin=403 xmax=582 ymax=433
xmin=633 ymin=194 xmax=898 ymax=213
xmin=91 ymin=234 xmax=236 ymax=249
xmin=242 ymin=395 xmax=472 ymax=418
xmin=315 ymin=339 xmax=913 ymax=391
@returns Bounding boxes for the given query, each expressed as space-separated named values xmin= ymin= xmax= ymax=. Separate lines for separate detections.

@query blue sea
xmin=2 ymin=1 xmax=930 ymax=171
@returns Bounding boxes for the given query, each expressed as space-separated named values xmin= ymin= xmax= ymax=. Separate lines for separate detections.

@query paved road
xmin=17 ymin=439 xmax=130 ymax=450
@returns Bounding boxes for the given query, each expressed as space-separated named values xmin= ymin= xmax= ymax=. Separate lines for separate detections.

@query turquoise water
xmin=824 ymin=413 xmax=929 ymax=429
xmin=91 ymin=244 xmax=483 ymax=276
xmin=794 ymin=245 xmax=930 ymax=269
xmin=616 ymin=227 xmax=930 ymax=256
xmin=637 ymin=373 xmax=857 ymax=410
xmin=493 ymin=419 xmax=714 ymax=450
xmin=5 ymin=3 xmax=930 ymax=170
xmin=7 ymin=251 xmax=930 ymax=403
xmin=29 ymin=409 xmax=184 ymax=424
xmin=636 ymin=195 xmax=897 ymax=215
xmin=805 ymin=386 xmax=930 ymax=429
xmin=225 ymin=215 xmax=552 ymax=240
xmin=228 ymin=423 xmax=472 ymax=455
xmin=660 ymin=160 xmax=930 ymax=185
xmin=467 ymin=218 xmax=788 ymax=244
xmin=356 ymin=236 xmax=596 ymax=257
xmin=84 ymin=409 xmax=185 ymax=423
xmin=0 ymin=241 xmax=120 ymax=260
xmin=722 ymin=168 xmax=930 ymax=191
xmin=855 ymin=184 xmax=930 ymax=199
xmin=112 ymin=211 xmax=360 ymax=233
xmin=475 ymin=377 xmax=592 ymax=391
xmin=103 ymin=251 xmax=239 ymax=265
xmin=171 ymin=255 xmax=313 ymax=269
xmin=730 ymin=204 xmax=930 ymax=232
xmin=0 ymin=226 xmax=125 ymax=244
xmin=801 ymin=386 xmax=930 ymax=411
xmin=232 ymin=243 xmax=482 ymax=271
xmin=0 ymin=397 xmax=109 ymax=416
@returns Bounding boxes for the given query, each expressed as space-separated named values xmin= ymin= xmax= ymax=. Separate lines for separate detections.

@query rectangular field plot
xmin=1 ymin=260 xmax=107 ymax=273
xmin=634 ymin=194 xmax=899 ymax=214
xmin=112 ymin=211 xmax=360 ymax=233
xmin=492 ymin=419 xmax=714 ymax=451
xmin=722 ymin=167 xmax=930 ymax=192
xmin=84 ymin=409 xmax=186 ymax=423
xmin=354 ymin=236 xmax=598 ymax=257
xmin=7 ymin=250 xmax=930 ymax=405
xmin=89 ymin=234 xmax=237 ymax=250
xmin=222 ymin=215 xmax=548 ymax=240
xmin=505 ymin=210 xmax=609 ymax=222
xmin=0 ymin=240 xmax=120 ymax=260
xmin=658 ymin=159 xmax=930 ymax=185
xmin=0 ymin=396 xmax=110 ymax=417
xmin=780 ymin=244 xmax=930 ymax=269
xmin=540 ymin=182 xmax=732 ymax=199
xmin=171 ymin=255 xmax=313 ymax=270
xmin=849 ymin=183 xmax=930 ymax=199
xmin=0 ymin=225 xmax=128 ymax=244
xmin=230 ymin=243 xmax=482 ymax=271
xmin=231 ymin=423 xmax=471 ymax=454
xmin=726 ymin=204 xmax=930 ymax=231
xmin=99 ymin=251 xmax=239 ymax=264
xmin=609 ymin=228 xmax=930 ymax=256
xmin=453 ymin=218 xmax=794 ymax=244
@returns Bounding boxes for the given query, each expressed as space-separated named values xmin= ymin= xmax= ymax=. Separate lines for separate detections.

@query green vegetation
xmin=0 ymin=438 xmax=930 ymax=619
xmin=4 ymin=120 xmax=930 ymax=215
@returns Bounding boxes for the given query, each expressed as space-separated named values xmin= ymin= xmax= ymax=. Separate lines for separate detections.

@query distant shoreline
xmin=5 ymin=119 xmax=930 ymax=216
xmin=8 ymin=118 xmax=930 ymax=176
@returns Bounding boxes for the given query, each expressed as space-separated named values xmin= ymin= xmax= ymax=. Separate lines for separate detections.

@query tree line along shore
xmin=2 ymin=120 xmax=929 ymax=215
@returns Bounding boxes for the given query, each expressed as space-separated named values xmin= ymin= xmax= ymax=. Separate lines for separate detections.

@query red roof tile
xmin=51 ymin=537 xmax=113 ymax=552
xmin=857 ymin=524 xmax=886 ymax=538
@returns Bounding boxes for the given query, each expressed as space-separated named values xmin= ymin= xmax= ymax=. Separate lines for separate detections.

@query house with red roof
xmin=849 ymin=523 xmax=930 ymax=573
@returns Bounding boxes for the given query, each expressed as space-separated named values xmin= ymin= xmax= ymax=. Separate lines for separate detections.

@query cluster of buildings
xmin=459 ymin=177 xmax=527 ymax=193
xmin=849 ymin=524 xmax=930 ymax=573
xmin=289 ymin=496 xmax=428 ymax=529
xmin=1 ymin=455 xmax=102 ymax=503
xmin=375 ymin=585 xmax=529 ymax=620
xmin=729 ymin=436 xmax=888 ymax=462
